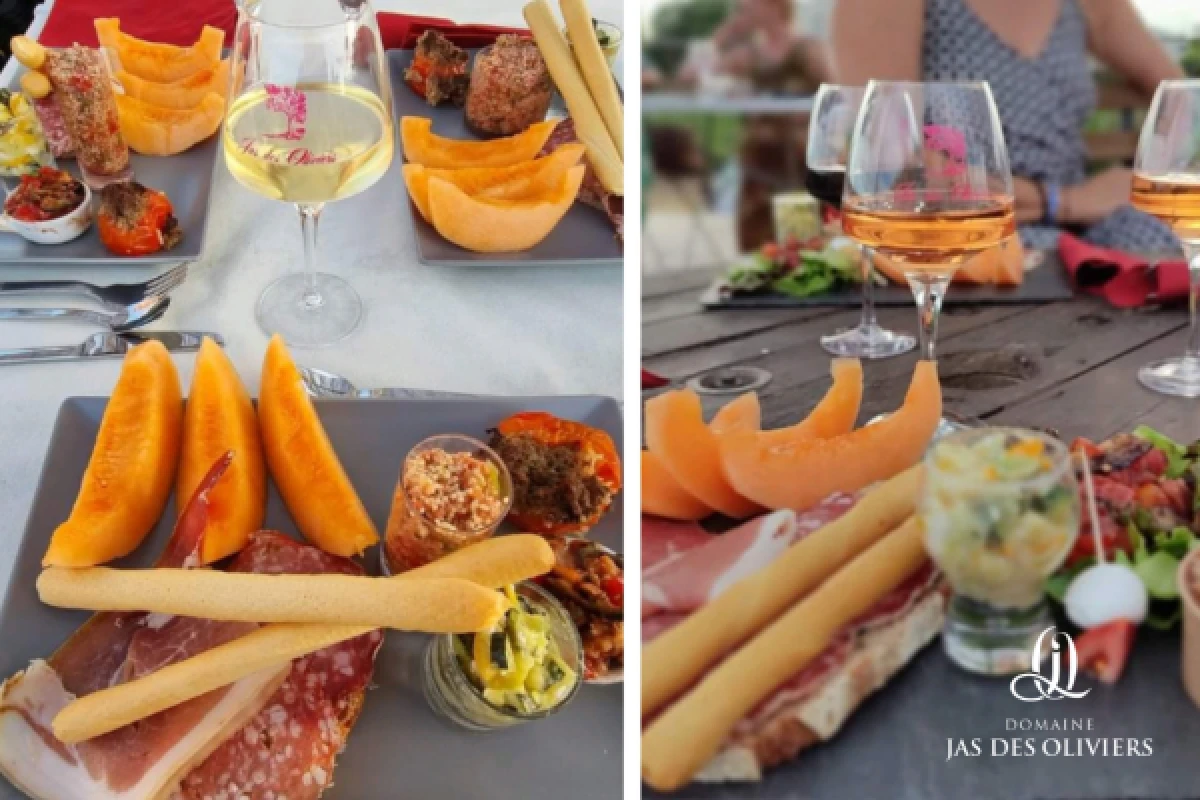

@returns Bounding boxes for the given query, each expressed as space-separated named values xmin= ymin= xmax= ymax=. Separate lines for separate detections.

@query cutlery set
xmin=0 ymin=263 xmax=220 ymax=363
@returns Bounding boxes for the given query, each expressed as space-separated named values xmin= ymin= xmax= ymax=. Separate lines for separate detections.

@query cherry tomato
xmin=1073 ymin=619 xmax=1136 ymax=684
xmin=600 ymin=576 xmax=624 ymax=607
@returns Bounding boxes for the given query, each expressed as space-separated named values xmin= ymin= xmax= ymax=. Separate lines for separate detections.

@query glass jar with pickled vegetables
xmin=920 ymin=427 xmax=1080 ymax=675
xmin=381 ymin=434 xmax=512 ymax=575
xmin=423 ymin=582 xmax=583 ymax=730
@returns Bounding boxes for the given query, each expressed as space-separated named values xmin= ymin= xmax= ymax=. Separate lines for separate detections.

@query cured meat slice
xmin=539 ymin=117 xmax=623 ymax=242
xmin=176 ymin=531 xmax=383 ymax=800
xmin=0 ymin=454 xmax=290 ymax=800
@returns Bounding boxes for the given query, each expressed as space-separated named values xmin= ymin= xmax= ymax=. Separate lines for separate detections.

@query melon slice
xmin=115 ymin=92 xmax=225 ymax=156
xmin=787 ymin=358 xmax=862 ymax=439
xmin=96 ymin=19 xmax=224 ymax=83
xmin=179 ymin=338 xmax=265 ymax=564
xmin=645 ymin=388 xmax=761 ymax=519
xmin=116 ymin=59 xmax=232 ymax=110
xmin=642 ymin=450 xmax=713 ymax=521
xmin=401 ymin=116 xmax=559 ymax=169
xmin=709 ymin=392 xmax=760 ymax=434
xmin=426 ymin=165 xmax=584 ymax=253
xmin=403 ymin=143 xmax=585 ymax=223
xmin=719 ymin=360 xmax=942 ymax=511
xmin=43 ymin=342 xmax=182 ymax=567
xmin=875 ymin=238 xmax=1025 ymax=287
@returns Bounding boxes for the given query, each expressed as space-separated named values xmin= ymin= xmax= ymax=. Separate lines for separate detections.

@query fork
xmin=0 ymin=262 xmax=188 ymax=312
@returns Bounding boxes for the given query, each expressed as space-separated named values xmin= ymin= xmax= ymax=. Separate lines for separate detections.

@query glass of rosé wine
xmin=1131 ymin=80 xmax=1200 ymax=397
xmin=224 ymin=0 xmax=394 ymax=347
xmin=842 ymin=81 xmax=1015 ymax=361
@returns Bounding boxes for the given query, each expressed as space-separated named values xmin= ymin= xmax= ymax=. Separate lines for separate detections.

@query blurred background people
xmin=831 ymin=0 xmax=1185 ymax=253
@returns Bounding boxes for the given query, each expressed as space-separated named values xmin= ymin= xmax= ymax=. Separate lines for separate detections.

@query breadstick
xmin=642 ymin=516 xmax=929 ymax=791
xmin=38 ymin=570 xmax=504 ymax=632
xmin=642 ymin=465 xmax=923 ymax=717
xmin=49 ymin=534 xmax=556 ymax=743
xmin=559 ymin=0 xmax=623 ymax=157
xmin=53 ymin=624 xmax=363 ymax=744
xmin=523 ymin=0 xmax=623 ymax=194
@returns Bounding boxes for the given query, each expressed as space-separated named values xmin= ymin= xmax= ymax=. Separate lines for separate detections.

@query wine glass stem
xmin=907 ymin=272 xmax=952 ymax=361
xmin=859 ymin=245 xmax=878 ymax=331
xmin=297 ymin=203 xmax=325 ymax=311
xmin=1184 ymin=243 xmax=1200 ymax=365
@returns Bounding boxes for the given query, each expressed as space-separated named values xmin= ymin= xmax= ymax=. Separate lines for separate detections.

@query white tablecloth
xmin=0 ymin=0 xmax=623 ymax=598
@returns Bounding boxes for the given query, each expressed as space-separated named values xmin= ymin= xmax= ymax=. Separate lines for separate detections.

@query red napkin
xmin=1059 ymin=233 xmax=1189 ymax=309
xmin=642 ymin=368 xmax=669 ymax=389
xmin=40 ymin=0 xmax=237 ymax=47
xmin=38 ymin=3 xmax=523 ymax=50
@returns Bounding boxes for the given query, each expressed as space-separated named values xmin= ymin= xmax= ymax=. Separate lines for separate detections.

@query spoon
xmin=0 ymin=295 xmax=170 ymax=332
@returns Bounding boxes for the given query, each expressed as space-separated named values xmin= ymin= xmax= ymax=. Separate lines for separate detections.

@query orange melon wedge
xmin=875 ymin=238 xmax=1025 ymax=287
xmin=96 ymin=19 xmax=224 ymax=83
xmin=44 ymin=341 xmax=183 ymax=567
xmin=645 ymin=388 xmax=761 ymax=519
xmin=403 ymin=143 xmax=585 ymax=223
xmin=179 ymin=338 xmax=266 ymax=564
xmin=401 ymin=116 xmax=560 ymax=169
xmin=116 ymin=59 xmax=232 ymax=110
xmin=642 ymin=450 xmax=713 ymax=521
xmin=709 ymin=392 xmax=760 ymax=434
xmin=259 ymin=335 xmax=379 ymax=557
xmin=115 ymin=91 xmax=225 ymax=156
xmin=427 ymin=165 xmax=584 ymax=253
xmin=718 ymin=360 xmax=942 ymax=511
xmin=788 ymin=358 xmax=863 ymax=439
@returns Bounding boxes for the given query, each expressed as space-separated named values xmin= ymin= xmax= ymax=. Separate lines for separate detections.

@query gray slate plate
xmin=0 ymin=394 xmax=623 ymax=800
xmin=388 ymin=49 xmax=622 ymax=268
xmin=0 ymin=66 xmax=217 ymax=266
xmin=645 ymin=629 xmax=1200 ymax=800
xmin=701 ymin=252 xmax=1075 ymax=308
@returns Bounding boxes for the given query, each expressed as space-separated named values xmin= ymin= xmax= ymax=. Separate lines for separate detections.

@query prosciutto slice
xmin=0 ymin=455 xmax=289 ymax=800
xmin=539 ymin=118 xmax=624 ymax=243
xmin=176 ymin=532 xmax=383 ymax=800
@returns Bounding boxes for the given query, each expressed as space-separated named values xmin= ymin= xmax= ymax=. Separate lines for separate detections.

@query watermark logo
xmin=1009 ymin=627 xmax=1091 ymax=703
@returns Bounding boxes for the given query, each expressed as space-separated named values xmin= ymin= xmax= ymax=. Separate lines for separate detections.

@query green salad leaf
xmin=1133 ymin=425 xmax=1190 ymax=478
xmin=1132 ymin=550 xmax=1182 ymax=600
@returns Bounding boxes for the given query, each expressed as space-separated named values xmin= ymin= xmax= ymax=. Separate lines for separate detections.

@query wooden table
xmin=644 ymin=269 xmax=1198 ymax=443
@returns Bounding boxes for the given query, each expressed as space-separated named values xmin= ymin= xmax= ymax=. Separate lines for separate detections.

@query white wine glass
xmin=1131 ymin=80 xmax=1200 ymax=396
xmin=224 ymin=0 xmax=395 ymax=347
xmin=806 ymin=83 xmax=915 ymax=359
xmin=843 ymin=81 xmax=1015 ymax=361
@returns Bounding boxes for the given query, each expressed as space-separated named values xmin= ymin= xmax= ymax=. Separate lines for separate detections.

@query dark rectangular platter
xmin=0 ymin=394 xmax=623 ymax=800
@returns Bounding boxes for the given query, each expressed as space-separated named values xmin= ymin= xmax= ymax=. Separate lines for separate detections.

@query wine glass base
xmin=820 ymin=323 xmax=916 ymax=359
xmin=941 ymin=595 xmax=1052 ymax=676
xmin=256 ymin=272 xmax=363 ymax=348
xmin=1138 ymin=357 xmax=1200 ymax=398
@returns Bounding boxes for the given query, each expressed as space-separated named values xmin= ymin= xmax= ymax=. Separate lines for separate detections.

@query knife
xmin=0 ymin=331 xmax=222 ymax=365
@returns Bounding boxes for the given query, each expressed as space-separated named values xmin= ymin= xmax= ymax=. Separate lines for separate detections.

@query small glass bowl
xmin=380 ymin=434 xmax=512 ymax=576
xmin=423 ymin=581 xmax=583 ymax=731
xmin=564 ymin=20 xmax=623 ymax=67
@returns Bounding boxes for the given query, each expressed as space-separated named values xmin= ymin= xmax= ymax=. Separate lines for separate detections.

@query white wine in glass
xmin=844 ymin=81 xmax=1015 ymax=361
xmin=224 ymin=0 xmax=395 ymax=347
xmin=1131 ymin=80 xmax=1200 ymax=396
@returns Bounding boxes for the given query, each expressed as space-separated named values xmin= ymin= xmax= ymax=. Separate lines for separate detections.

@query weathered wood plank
xmin=742 ymin=301 xmax=1185 ymax=429
xmin=643 ymin=268 xmax=722 ymax=300
xmin=644 ymin=303 xmax=1029 ymax=381
xmin=992 ymin=327 xmax=1196 ymax=442
xmin=642 ymin=289 xmax=708 ymax=325
xmin=643 ymin=306 xmax=838 ymax=358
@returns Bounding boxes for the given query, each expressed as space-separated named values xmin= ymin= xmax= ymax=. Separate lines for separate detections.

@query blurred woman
xmin=831 ymin=0 xmax=1184 ymax=252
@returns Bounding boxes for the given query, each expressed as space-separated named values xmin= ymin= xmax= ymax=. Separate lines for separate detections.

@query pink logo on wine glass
xmin=263 ymin=84 xmax=307 ymax=141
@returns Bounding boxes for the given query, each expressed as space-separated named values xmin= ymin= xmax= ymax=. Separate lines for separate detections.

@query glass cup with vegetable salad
xmin=920 ymin=427 xmax=1080 ymax=675
xmin=424 ymin=581 xmax=583 ymax=731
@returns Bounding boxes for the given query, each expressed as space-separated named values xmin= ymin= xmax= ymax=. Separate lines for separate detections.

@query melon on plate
xmin=401 ymin=116 xmax=559 ymax=169
xmin=116 ymin=59 xmax=232 ymax=110
xmin=426 ymin=164 xmax=585 ymax=253
xmin=642 ymin=450 xmax=713 ymax=521
xmin=718 ymin=360 xmax=942 ymax=511
xmin=114 ymin=91 xmax=225 ymax=156
xmin=95 ymin=18 xmax=224 ymax=83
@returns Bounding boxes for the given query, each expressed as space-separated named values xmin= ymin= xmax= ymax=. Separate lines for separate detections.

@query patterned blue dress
xmin=921 ymin=0 xmax=1180 ymax=253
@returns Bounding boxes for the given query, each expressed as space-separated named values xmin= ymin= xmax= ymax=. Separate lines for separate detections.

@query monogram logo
xmin=1009 ymin=627 xmax=1092 ymax=703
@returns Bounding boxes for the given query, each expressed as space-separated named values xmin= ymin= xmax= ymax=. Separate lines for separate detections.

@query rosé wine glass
xmin=843 ymin=81 xmax=1015 ymax=361
xmin=223 ymin=0 xmax=394 ymax=347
